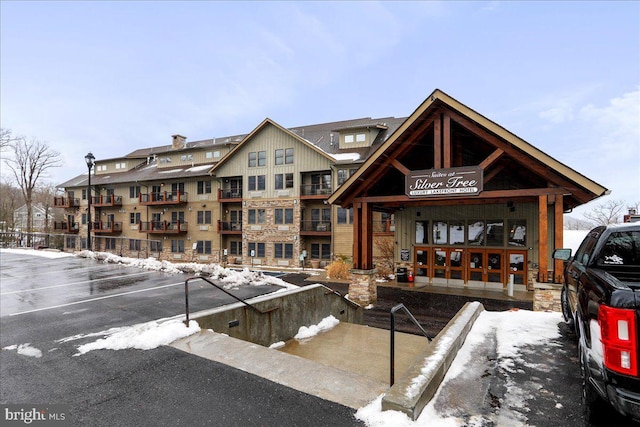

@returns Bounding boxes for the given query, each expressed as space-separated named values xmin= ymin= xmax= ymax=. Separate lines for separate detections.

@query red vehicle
xmin=554 ymin=223 xmax=640 ymax=421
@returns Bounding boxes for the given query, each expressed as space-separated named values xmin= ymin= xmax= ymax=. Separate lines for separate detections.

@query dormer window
xmin=344 ymin=133 xmax=366 ymax=143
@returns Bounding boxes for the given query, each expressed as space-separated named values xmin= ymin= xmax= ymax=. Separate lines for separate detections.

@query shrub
xmin=326 ymin=258 xmax=352 ymax=280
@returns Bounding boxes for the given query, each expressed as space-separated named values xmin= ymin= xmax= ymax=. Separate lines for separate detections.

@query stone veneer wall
xmin=533 ymin=283 xmax=562 ymax=312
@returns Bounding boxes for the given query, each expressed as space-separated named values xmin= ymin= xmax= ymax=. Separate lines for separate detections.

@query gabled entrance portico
xmin=329 ymin=89 xmax=607 ymax=305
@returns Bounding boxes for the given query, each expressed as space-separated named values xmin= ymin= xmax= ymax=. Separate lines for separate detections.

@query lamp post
xmin=85 ymin=152 xmax=95 ymax=251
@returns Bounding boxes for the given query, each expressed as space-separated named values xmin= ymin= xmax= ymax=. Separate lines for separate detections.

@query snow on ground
xmin=2 ymin=343 xmax=43 ymax=358
xmin=56 ymin=316 xmax=201 ymax=356
xmin=0 ymin=247 xmax=74 ymax=259
xmin=356 ymin=309 xmax=563 ymax=427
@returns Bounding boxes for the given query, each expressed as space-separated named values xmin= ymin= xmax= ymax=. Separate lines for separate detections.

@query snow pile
xmin=57 ymin=316 xmax=201 ymax=356
xmin=2 ymin=343 xmax=43 ymax=358
xmin=294 ymin=315 xmax=340 ymax=340
xmin=75 ymin=251 xmax=298 ymax=290
xmin=0 ymin=248 xmax=74 ymax=259
xmin=356 ymin=309 xmax=563 ymax=427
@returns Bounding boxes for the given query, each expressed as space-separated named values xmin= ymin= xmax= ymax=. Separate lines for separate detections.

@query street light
xmin=85 ymin=152 xmax=95 ymax=251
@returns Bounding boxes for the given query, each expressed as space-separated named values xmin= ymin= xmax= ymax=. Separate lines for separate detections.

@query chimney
xmin=172 ymin=134 xmax=186 ymax=150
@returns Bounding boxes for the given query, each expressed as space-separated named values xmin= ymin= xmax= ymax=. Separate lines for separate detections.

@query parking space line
xmin=0 ymin=271 xmax=155 ymax=295
xmin=8 ymin=281 xmax=185 ymax=317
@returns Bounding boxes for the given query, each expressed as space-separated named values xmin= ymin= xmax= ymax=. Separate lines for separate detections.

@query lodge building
xmin=55 ymin=89 xmax=607 ymax=297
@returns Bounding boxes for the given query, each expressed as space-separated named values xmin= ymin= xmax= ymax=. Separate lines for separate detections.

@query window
xmin=206 ymin=151 xmax=220 ymax=159
xmin=150 ymin=241 xmax=163 ymax=252
xmin=345 ymin=135 xmax=354 ymax=143
xmin=197 ymin=240 xmax=212 ymax=254
xmin=82 ymin=189 xmax=87 ymax=200
xmin=275 ymin=148 xmax=293 ymax=165
xmin=337 ymin=207 xmax=353 ymax=224
xmin=274 ymin=173 xmax=293 ymax=190
xmin=337 ymin=170 xmax=348 ymax=186
xmin=230 ymin=241 xmax=242 ymax=255
xmin=129 ymin=239 xmax=141 ymax=251
xmin=433 ymin=221 xmax=448 ymax=244
xmin=248 ymin=175 xmax=266 ymax=191
xmin=486 ymin=220 xmax=504 ymax=246
xmin=275 ymin=208 xmax=294 ymax=224
xmin=105 ymin=239 xmax=116 ymax=250
xmin=66 ymin=237 xmax=76 ymax=249
xmin=197 ymin=180 xmax=212 ymax=194
xmin=248 ymin=242 xmax=265 ymax=257
xmin=508 ymin=220 xmax=527 ymax=247
xmin=129 ymin=186 xmax=141 ymax=198
xmin=416 ymin=221 xmax=429 ymax=244
xmin=180 ymin=154 xmax=193 ymax=161
xmin=115 ymin=162 xmax=126 ymax=170
xmin=129 ymin=212 xmax=141 ymax=224
xmin=449 ymin=222 xmax=465 ymax=245
xmin=468 ymin=220 xmax=485 ymax=246
xmin=96 ymin=165 xmax=107 ymax=172
xmin=197 ymin=211 xmax=212 ymax=225
xmin=274 ymin=243 xmax=293 ymax=259
xmin=356 ymin=133 xmax=366 ymax=142
xmin=171 ymin=240 xmax=185 ymax=253
xmin=248 ymin=209 xmax=265 ymax=224
xmin=248 ymin=151 xmax=266 ymax=167
xmin=81 ymin=213 xmax=87 ymax=225
xmin=311 ymin=173 xmax=331 ymax=194
xmin=311 ymin=243 xmax=331 ymax=260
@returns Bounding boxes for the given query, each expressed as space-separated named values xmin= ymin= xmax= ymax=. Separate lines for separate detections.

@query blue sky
xmin=1 ymin=1 xmax=638 ymax=216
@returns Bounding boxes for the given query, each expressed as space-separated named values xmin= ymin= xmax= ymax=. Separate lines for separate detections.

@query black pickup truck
xmin=554 ymin=223 xmax=640 ymax=421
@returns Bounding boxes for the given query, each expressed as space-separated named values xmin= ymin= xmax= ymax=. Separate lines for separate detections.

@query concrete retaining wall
xmin=381 ymin=301 xmax=485 ymax=420
xmin=188 ymin=284 xmax=363 ymax=347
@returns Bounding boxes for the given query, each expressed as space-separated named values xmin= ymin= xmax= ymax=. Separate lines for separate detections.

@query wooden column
xmin=538 ymin=195 xmax=548 ymax=283
xmin=554 ymin=195 xmax=564 ymax=283
xmin=361 ymin=202 xmax=373 ymax=270
xmin=434 ymin=116 xmax=442 ymax=169
xmin=352 ymin=202 xmax=361 ymax=269
xmin=443 ymin=115 xmax=451 ymax=168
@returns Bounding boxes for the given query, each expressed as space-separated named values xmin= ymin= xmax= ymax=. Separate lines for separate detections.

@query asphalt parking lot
xmin=1 ymin=250 xmax=636 ymax=426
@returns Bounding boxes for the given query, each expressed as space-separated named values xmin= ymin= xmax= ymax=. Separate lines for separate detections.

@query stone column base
xmin=348 ymin=268 xmax=378 ymax=306
xmin=533 ymin=283 xmax=562 ymax=312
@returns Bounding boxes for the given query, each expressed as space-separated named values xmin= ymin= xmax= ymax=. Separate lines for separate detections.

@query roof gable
xmin=328 ymin=89 xmax=608 ymax=210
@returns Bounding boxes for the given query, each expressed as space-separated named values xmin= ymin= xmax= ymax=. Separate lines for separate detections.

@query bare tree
xmin=5 ymin=137 xmax=61 ymax=242
xmin=0 ymin=178 xmax=22 ymax=231
xmin=583 ymin=199 xmax=627 ymax=226
xmin=0 ymin=128 xmax=15 ymax=151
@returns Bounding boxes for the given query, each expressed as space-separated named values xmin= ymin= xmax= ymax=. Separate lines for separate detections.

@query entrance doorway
xmin=466 ymin=249 xmax=505 ymax=289
xmin=432 ymin=248 xmax=465 ymax=286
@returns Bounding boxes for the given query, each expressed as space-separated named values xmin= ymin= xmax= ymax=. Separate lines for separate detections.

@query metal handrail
xmin=184 ymin=276 xmax=278 ymax=325
xmin=390 ymin=303 xmax=432 ymax=386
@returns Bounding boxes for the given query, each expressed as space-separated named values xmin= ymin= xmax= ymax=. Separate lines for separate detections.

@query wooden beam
xmin=538 ymin=195 xmax=548 ymax=283
xmin=391 ymin=159 xmax=410 ymax=176
xmin=443 ymin=114 xmax=451 ymax=168
xmin=434 ymin=115 xmax=441 ymax=169
xmin=554 ymin=195 xmax=564 ymax=283
xmin=484 ymin=164 xmax=505 ymax=184
xmin=352 ymin=187 xmax=569 ymax=205
xmin=479 ymin=148 xmax=504 ymax=170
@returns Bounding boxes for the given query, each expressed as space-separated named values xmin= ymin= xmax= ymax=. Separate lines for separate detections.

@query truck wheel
xmin=561 ymin=285 xmax=573 ymax=327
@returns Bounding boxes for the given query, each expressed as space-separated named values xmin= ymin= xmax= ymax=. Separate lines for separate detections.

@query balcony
xmin=300 ymin=184 xmax=332 ymax=199
xmin=53 ymin=221 xmax=79 ymax=233
xmin=139 ymin=191 xmax=188 ymax=206
xmin=218 ymin=221 xmax=242 ymax=234
xmin=300 ymin=221 xmax=331 ymax=235
xmin=218 ymin=189 xmax=243 ymax=201
xmin=91 ymin=194 xmax=123 ymax=207
xmin=53 ymin=196 xmax=80 ymax=208
xmin=139 ymin=220 xmax=188 ymax=234
xmin=91 ymin=221 xmax=123 ymax=234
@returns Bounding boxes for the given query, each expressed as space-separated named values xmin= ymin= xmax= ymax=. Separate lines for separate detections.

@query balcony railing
xmin=53 ymin=221 xmax=79 ymax=233
xmin=139 ymin=220 xmax=188 ymax=234
xmin=53 ymin=196 xmax=80 ymax=208
xmin=218 ymin=189 xmax=243 ymax=201
xmin=300 ymin=184 xmax=332 ymax=198
xmin=139 ymin=191 xmax=188 ymax=205
xmin=218 ymin=221 xmax=242 ymax=233
xmin=91 ymin=195 xmax=123 ymax=207
xmin=91 ymin=221 xmax=123 ymax=234
xmin=300 ymin=221 xmax=332 ymax=234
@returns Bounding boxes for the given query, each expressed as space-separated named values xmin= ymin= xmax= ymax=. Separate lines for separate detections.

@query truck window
xmin=574 ymin=234 xmax=598 ymax=266
xmin=596 ymin=231 xmax=640 ymax=267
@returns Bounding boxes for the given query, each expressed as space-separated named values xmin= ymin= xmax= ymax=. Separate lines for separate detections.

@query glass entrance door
xmin=432 ymin=248 xmax=465 ymax=286
xmin=414 ymin=247 xmax=429 ymax=283
xmin=486 ymin=250 xmax=505 ymax=288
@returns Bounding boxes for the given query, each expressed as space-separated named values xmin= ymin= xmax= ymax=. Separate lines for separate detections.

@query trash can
xmin=396 ymin=267 xmax=408 ymax=283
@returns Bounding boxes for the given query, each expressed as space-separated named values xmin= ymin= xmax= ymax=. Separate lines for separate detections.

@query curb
xmin=381 ymin=301 xmax=485 ymax=420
